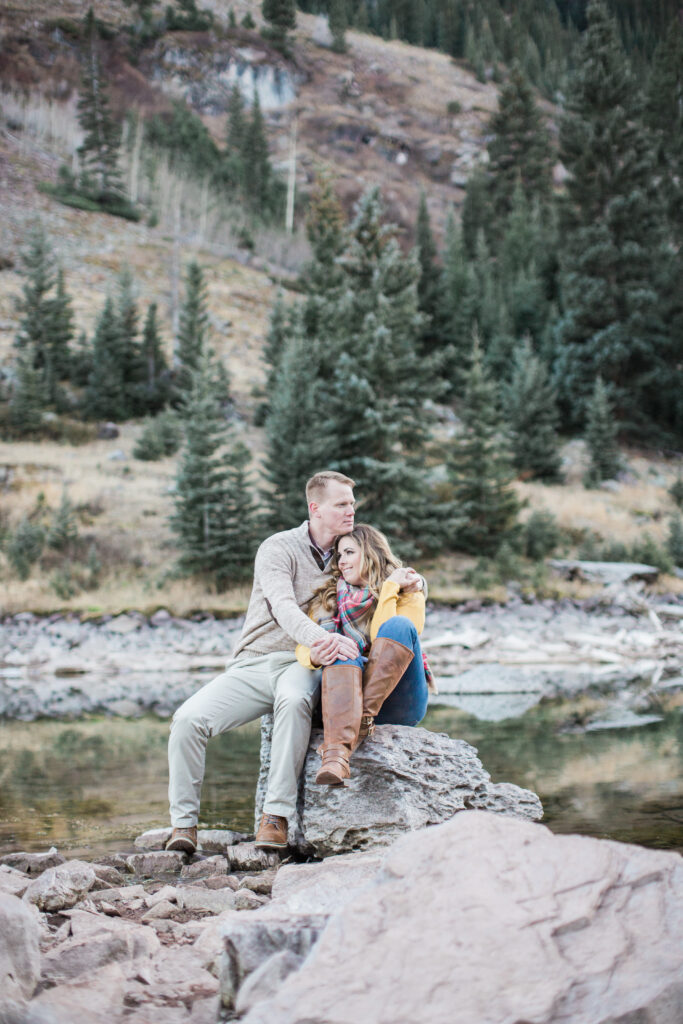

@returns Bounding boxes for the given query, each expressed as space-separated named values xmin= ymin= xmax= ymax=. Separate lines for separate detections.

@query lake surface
xmin=1 ymin=698 xmax=681 ymax=858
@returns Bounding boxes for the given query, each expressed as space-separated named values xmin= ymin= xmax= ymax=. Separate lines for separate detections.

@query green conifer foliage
xmin=437 ymin=211 xmax=475 ymax=392
xmin=667 ymin=513 xmax=683 ymax=568
xmin=241 ymin=94 xmax=271 ymax=211
xmin=415 ymin=192 xmax=441 ymax=356
xmin=449 ymin=333 xmax=521 ymax=555
xmin=487 ymin=62 xmax=552 ymax=224
xmin=302 ymin=169 xmax=346 ymax=336
xmin=555 ymin=0 xmax=668 ymax=432
xmin=9 ymin=351 xmax=47 ymax=436
xmin=176 ymin=261 xmax=209 ymax=389
xmin=85 ymin=297 xmax=127 ymax=421
xmin=583 ymin=376 xmax=621 ymax=486
xmin=329 ymin=0 xmax=348 ymax=52
xmin=171 ymin=354 xmax=257 ymax=586
xmin=461 ymin=168 xmax=492 ymax=257
xmin=116 ymin=268 xmax=145 ymax=397
xmin=47 ymin=491 xmax=79 ymax=551
xmin=259 ymin=290 xmax=289 ymax=422
xmin=262 ymin=0 xmax=296 ymax=36
xmin=77 ymin=9 xmax=124 ymax=199
xmin=503 ymin=338 xmax=562 ymax=481
xmin=139 ymin=302 xmax=171 ymax=412
xmin=50 ymin=269 xmax=75 ymax=385
xmin=7 ymin=516 xmax=45 ymax=580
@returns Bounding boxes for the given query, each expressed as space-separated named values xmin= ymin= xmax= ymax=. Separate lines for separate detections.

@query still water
xmin=1 ymin=699 xmax=681 ymax=857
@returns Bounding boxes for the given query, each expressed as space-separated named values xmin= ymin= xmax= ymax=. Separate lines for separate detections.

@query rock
xmin=436 ymin=665 xmax=547 ymax=694
xmin=257 ymin=720 xmax=542 ymax=856
xmin=220 ymin=911 xmax=327 ymax=1009
xmin=97 ymin=421 xmax=119 ymax=439
xmin=205 ymin=874 xmax=240 ymax=890
xmin=149 ymin=608 xmax=171 ymax=626
xmin=23 ymin=859 xmax=96 ymax=912
xmin=549 ymin=560 xmax=660 ymax=585
xmin=0 ymin=864 xmax=30 ymax=898
xmin=467 ymin=781 xmax=544 ymax=820
xmin=126 ymin=851 xmax=186 ymax=876
xmin=63 ymin=908 xmax=160 ymax=959
xmin=134 ymin=827 xmax=172 ymax=851
xmin=235 ymin=950 xmax=304 ymax=1015
xmin=0 ymin=892 xmax=41 ymax=1013
xmin=22 ymin=963 xmax=130 ymax=1024
xmin=144 ymin=884 xmax=178 ymax=907
xmin=41 ymin=927 xmax=141 ymax=984
xmin=91 ymin=884 xmax=146 ymax=905
xmin=106 ymin=448 xmax=127 ymax=462
xmin=238 ymin=870 xmax=278 ymax=895
xmin=422 ymin=628 xmax=491 ymax=650
xmin=240 ymin=812 xmax=683 ymax=1024
xmin=141 ymin=899 xmax=177 ymax=921
xmin=106 ymin=614 xmax=140 ymax=634
xmin=657 ymin=603 xmax=683 ymax=620
xmin=176 ymin=885 xmax=236 ymax=914
xmin=181 ymin=855 xmax=228 ymax=880
xmin=270 ymin=851 xmax=384 ymax=915
xmin=226 ymin=843 xmax=281 ymax=872
xmin=122 ymin=945 xmax=218 ymax=1013
xmin=197 ymin=828 xmax=251 ymax=852
xmin=235 ymin=890 xmax=270 ymax=911
xmin=0 ymin=846 xmax=65 ymax=875
xmin=92 ymin=864 xmax=126 ymax=887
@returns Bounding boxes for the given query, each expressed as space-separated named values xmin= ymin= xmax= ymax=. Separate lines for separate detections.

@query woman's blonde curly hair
xmin=311 ymin=524 xmax=402 ymax=631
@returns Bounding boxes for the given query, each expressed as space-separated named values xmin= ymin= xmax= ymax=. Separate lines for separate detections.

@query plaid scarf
xmin=318 ymin=578 xmax=435 ymax=689
xmin=319 ymin=579 xmax=374 ymax=655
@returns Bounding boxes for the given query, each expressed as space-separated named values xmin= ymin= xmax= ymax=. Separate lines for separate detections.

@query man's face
xmin=310 ymin=481 xmax=355 ymax=539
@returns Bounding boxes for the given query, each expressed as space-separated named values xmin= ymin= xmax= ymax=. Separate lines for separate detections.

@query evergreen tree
xmin=241 ymin=94 xmax=271 ymax=211
xmin=85 ymin=297 xmax=127 ymax=420
xmin=261 ymin=0 xmax=296 ymax=47
xmin=138 ymin=302 xmax=171 ymax=412
xmin=461 ymin=167 xmax=491 ymax=256
xmin=584 ymin=376 xmax=621 ymax=485
xmin=9 ymin=351 xmax=46 ymax=436
xmin=303 ymin=168 xmax=346 ymax=335
xmin=77 ymin=8 xmax=124 ymax=199
xmin=503 ymin=338 xmax=562 ymax=481
xmin=449 ymin=333 xmax=521 ymax=555
xmin=176 ymin=261 xmax=209 ymax=389
xmin=222 ymin=85 xmax=247 ymax=190
xmin=171 ymin=354 xmax=257 ymax=587
xmin=437 ymin=210 xmax=475 ymax=393
xmin=6 ymin=516 xmax=45 ymax=580
xmin=415 ymin=191 xmax=441 ymax=356
xmin=116 ymin=267 xmax=145 ymax=400
xmin=329 ymin=0 xmax=347 ymax=52
xmin=50 ymin=269 xmax=75 ymax=385
xmin=258 ymin=290 xmax=289 ymax=423
xmin=47 ymin=491 xmax=79 ymax=551
xmin=487 ymin=62 xmax=552 ymax=224
xmin=555 ymin=0 xmax=668 ymax=432
xmin=667 ymin=513 xmax=683 ymax=568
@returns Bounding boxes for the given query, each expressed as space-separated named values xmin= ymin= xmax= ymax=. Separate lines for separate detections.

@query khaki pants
xmin=168 ymin=651 xmax=320 ymax=827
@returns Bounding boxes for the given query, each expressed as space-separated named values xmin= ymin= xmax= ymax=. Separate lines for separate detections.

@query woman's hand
xmin=387 ymin=567 xmax=423 ymax=591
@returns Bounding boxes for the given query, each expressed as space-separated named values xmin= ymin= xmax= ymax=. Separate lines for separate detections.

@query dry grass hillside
xmin=0 ymin=1 xmax=681 ymax=616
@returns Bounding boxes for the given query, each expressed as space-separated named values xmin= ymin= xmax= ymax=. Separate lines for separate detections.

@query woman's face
xmin=336 ymin=536 xmax=365 ymax=587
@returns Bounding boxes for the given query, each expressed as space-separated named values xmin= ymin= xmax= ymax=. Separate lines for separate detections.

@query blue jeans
xmin=330 ymin=615 xmax=429 ymax=727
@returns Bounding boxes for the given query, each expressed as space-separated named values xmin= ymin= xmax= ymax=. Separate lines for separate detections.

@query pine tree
xmin=461 ymin=167 xmax=491 ymax=256
xmin=47 ymin=491 xmax=79 ymax=551
xmin=85 ymin=297 xmax=127 ymax=420
xmin=222 ymin=85 xmax=247 ymax=190
xmin=15 ymin=227 xmax=60 ymax=400
xmin=415 ymin=191 xmax=441 ymax=356
xmin=9 ymin=350 xmax=46 ymax=436
xmin=449 ymin=333 xmax=521 ymax=555
xmin=176 ymin=261 xmax=209 ymax=389
xmin=555 ymin=0 xmax=668 ymax=432
xmin=77 ymin=8 xmax=124 ymax=199
xmin=503 ymin=338 xmax=562 ymax=481
xmin=584 ymin=376 xmax=621 ymax=486
xmin=258 ymin=290 xmax=289 ymax=424
xmin=437 ymin=210 xmax=475 ymax=393
xmin=329 ymin=0 xmax=347 ymax=52
xmin=261 ymin=0 xmax=296 ymax=47
xmin=303 ymin=168 xmax=346 ymax=336
xmin=171 ymin=354 xmax=257 ymax=586
xmin=241 ymin=94 xmax=271 ymax=210
xmin=6 ymin=516 xmax=45 ymax=580
xmin=487 ymin=62 xmax=552 ymax=225
xmin=138 ymin=302 xmax=171 ymax=413
xmin=667 ymin=513 xmax=683 ymax=568
xmin=116 ymin=268 xmax=145 ymax=404
xmin=49 ymin=268 xmax=75 ymax=385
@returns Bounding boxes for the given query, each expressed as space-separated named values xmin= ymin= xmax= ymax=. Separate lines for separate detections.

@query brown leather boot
xmin=356 ymin=636 xmax=414 ymax=745
xmin=255 ymin=813 xmax=288 ymax=850
xmin=165 ymin=826 xmax=198 ymax=854
xmin=315 ymin=663 xmax=363 ymax=786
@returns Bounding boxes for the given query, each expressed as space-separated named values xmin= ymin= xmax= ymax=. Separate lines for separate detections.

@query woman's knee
xmin=377 ymin=615 xmax=418 ymax=645
xmin=329 ymin=655 xmax=364 ymax=669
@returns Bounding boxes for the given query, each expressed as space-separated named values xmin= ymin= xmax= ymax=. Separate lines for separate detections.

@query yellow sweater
xmin=295 ymin=579 xmax=425 ymax=670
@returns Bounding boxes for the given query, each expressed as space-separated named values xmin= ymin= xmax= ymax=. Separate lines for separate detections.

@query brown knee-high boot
xmin=356 ymin=637 xmax=414 ymax=745
xmin=315 ymin=663 xmax=363 ymax=786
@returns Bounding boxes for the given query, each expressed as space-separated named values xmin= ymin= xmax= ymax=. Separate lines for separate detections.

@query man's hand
xmin=388 ymin=567 xmax=423 ymax=593
xmin=309 ymin=633 xmax=359 ymax=667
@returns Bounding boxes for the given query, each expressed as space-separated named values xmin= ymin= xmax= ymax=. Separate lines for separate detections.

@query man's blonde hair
xmin=305 ymin=471 xmax=355 ymax=505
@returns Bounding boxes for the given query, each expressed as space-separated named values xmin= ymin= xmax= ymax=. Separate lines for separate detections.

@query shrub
xmin=7 ymin=517 xmax=45 ymax=579
xmin=523 ymin=510 xmax=561 ymax=560
xmin=47 ymin=492 xmax=79 ymax=551
xmin=133 ymin=412 xmax=183 ymax=461
xmin=630 ymin=533 xmax=673 ymax=574
xmin=51 ymin=566 xmax=79 ymax=599
xmin=669 ymin=476 xmax=683 ymax=509
xmin=493 ymin=541 xmax=523 ymax=582
xmin=667 ymin=514 xmax=683 ymax=568
xmin=447 ymin=100 xmax=462 ymax=115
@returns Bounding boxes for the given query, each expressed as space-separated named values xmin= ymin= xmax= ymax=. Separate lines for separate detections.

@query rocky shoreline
xmin=1 ymin=583 xmax=682 ymax=722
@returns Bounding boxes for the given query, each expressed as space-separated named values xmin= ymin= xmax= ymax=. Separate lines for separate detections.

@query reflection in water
xmin=1 ymin=700 xmax=681 ymax=857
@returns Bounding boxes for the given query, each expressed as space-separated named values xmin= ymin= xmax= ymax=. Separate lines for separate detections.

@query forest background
xmin=0 ymin=0 xmax=682 ymax=615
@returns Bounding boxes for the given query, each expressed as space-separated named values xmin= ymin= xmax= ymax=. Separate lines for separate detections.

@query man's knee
xmin=170 ymin=698 xmax=208 ymax=742
xmin=377 ymin=615 xmax=418 ymax=644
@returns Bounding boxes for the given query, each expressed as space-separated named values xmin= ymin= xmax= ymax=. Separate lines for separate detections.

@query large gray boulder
xmin=241 ymin=811 xmax=683 ymax=1024
xmin=23 ymin=860 xmax=96 ymax=912
xmin=255 ymin=717 xmax=542 ymax=855
xmin=0 ymin=892 xmax=41 ymax=1018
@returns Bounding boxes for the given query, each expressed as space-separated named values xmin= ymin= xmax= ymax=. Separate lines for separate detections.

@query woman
xmin=296 ymin=524 xmax=435 ymax=787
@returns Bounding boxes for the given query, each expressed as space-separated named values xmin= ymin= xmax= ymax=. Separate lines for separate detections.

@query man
xmin=166 ymin=471 xmax=360 ymax=854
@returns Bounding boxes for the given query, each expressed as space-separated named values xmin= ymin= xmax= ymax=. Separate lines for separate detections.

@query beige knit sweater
xmin=232 ymin=521 xmax=333 ymax=660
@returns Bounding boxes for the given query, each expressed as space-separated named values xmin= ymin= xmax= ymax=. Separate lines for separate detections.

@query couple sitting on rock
xmin=166 ymin=471 xmax=434 ymax=855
